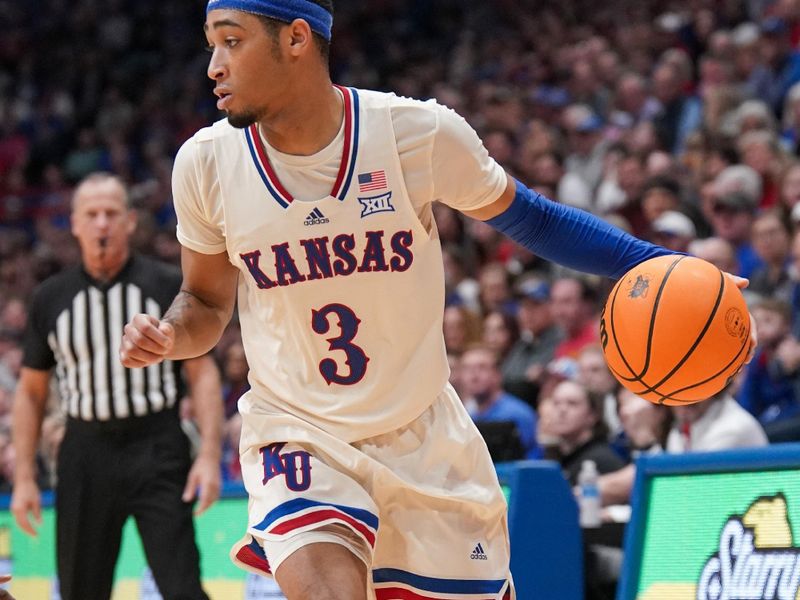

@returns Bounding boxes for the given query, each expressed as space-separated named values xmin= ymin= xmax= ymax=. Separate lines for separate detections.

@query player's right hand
xmin=120 ymin=313 xmax=175 ymax=368
xmin=11 ymin=479 xmax=41 ymax=537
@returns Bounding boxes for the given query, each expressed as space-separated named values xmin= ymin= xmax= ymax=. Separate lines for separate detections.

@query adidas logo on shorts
xmin=470 ymin=542 xmax=488 ymax=560
xmin=304 ymin=208 xmax=330 ymax=226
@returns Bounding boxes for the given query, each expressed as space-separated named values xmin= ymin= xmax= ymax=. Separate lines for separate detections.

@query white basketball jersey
xmin=207 ymin=87 xmax=449 ymax=441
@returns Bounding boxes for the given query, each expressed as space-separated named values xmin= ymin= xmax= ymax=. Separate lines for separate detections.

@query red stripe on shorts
xmin=268 ymin=508 xmax=376 ymax=547
xmin=375 ymin=589 xmax=495 ymax=600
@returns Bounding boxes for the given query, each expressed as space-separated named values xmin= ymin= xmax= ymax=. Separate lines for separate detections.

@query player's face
xmin=205 ymin=10 xmax=288 ymax=129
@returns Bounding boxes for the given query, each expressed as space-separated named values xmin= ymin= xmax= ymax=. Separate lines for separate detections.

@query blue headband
xmin=206 ymin=0 xmax=333 ymax=41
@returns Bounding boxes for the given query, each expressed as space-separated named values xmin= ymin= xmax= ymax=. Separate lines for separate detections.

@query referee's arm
xmin=10 ymin=367 xmax=50 ymax=536
xmin=181 ymin=354 xmax=224 ymax=515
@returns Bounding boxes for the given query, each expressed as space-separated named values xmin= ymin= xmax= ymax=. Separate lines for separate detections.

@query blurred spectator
xmin=551 ymin=277 xmax=601 ymax=360
xmin=577 ymin=345 xmax=622 ymax=439
xmin=221 ymin=342 xmax=249 ymax=420
xmin=737 ymin=299 xmax=800 ymax=432
xmin=502 ymin=279 xmax=561 ymax=407
xmin=650 ymin=210 xmax=698 ymax=253
xmin=689 ymin=236 xmax=740 ymax=275
xmin=779 ymin=162 xmax=800 ymax=221
xmin=651 ymin=61 xmax=703 ymax=154
xmin=748 ymin=210 xmax=793 ymax=301
xmin=478 ymin=262 xmax=516 ymax=315
xmin=640 ymin=176 xmax=683 ymax=229
xmin=615 ymin=388 xmax=671 ymax=460
xmin=746 ymin=17 xmax=800 ymax=117
xmin=667 ymin=392 xmax=769 ymax=451
xmin=222 ymin=413 xmax=243 ymax=483
xmin=543 ymin=380 xmax=626 ymax=486
xmin=460 ymin=345 xmax=540 ymax=459
xmin=443 ymin=305 xmax=482 ymax=356
xmin=482 ymin=310 xmax=520 ymax=364
xmin=442 ymin=244 xmax=480 ymax=312
xmin=707 ymin=186 xmax=763 ymax=278
xmin=737 ymin=130 xmax=788 ymax=207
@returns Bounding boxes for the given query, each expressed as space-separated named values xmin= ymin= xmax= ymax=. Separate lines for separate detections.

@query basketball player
xmin=119 ymin=2 xmax=685 ymax=598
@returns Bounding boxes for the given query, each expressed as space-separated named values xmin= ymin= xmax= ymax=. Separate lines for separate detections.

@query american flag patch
xmin=358 ymin=170 xmax=387 ymax=192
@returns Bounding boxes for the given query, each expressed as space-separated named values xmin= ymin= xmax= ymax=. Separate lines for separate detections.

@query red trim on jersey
xmin=330 ymin=84 xmax=354 ymax=199
xmin=248 ymin=123 xmax=294 ymax=204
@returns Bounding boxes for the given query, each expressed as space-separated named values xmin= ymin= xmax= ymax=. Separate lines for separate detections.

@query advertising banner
xmin=636 ymin=468 xmax=800 ymax=599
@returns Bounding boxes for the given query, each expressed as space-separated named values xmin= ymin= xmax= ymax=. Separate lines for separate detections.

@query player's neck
xmin=258 ymin=84 xmax=343 ymax=156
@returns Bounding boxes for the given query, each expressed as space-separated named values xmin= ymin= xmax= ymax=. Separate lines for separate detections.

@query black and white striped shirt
xmin=23 ymin=255 xmax=184 ymax=421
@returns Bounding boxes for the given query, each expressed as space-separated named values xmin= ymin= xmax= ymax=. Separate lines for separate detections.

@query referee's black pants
xmin=56 ymin=411 xmax=209 ymax=600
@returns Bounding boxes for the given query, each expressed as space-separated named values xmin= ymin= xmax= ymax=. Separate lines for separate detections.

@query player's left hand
xmin=0 ymin=575 xmax=15 ymax=600
xmin=725 ymin=273 xmax=758 ymax=364
xmin=182 ymin=453 xmax=222 ymax=516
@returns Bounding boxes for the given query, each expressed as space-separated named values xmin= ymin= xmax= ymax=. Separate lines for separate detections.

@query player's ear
xmin=286 ymin=19 xmax=312 ymax=57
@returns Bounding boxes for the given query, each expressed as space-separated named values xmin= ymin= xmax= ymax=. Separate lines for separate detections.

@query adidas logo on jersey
xmin=470 ymin=543 xmax=488 ymax=560
xmin=304 ymin=208 xmax=330 ymax=226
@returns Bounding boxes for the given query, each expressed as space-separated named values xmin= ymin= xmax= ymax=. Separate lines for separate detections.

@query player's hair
xmin=257 ymin=0 xmax=333 ymax=63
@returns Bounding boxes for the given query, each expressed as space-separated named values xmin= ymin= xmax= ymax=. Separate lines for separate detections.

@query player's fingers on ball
xmin=724 ymin=272 xmax=749 ymax=289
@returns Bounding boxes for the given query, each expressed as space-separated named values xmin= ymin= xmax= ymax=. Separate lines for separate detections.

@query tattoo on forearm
xmin=163 ymin=289 xmax=211 ymax=326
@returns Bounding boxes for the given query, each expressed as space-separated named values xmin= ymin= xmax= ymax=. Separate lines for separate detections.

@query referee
xmin=11 ymin=173 xmax=223 ymax=600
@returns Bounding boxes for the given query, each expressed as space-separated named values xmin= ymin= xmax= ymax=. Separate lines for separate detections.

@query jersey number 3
xmin=311 ymin=304 xmax=370 ymax=385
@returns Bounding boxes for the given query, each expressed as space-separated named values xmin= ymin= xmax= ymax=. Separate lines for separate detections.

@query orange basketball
xmin=601 ymin=255 xmax=751 ymax=405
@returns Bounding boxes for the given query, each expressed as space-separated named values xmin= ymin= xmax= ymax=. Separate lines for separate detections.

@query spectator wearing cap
xmin=708 ymin=190 xmax=764 ymax=278
xmin=746 ymin=16 xmax=800 ymax=116
xmin=708 ymin=165 xmax=766 ymax=278
xmin=651 ymin=210 xmax=698 ymax=253
xmin=460 ymin=345 xmax=541 ymax=459
xmin=501 ymin=279 xmax=562 ymax=408
xmin=749 ymin=210 xmax=793 ymax=302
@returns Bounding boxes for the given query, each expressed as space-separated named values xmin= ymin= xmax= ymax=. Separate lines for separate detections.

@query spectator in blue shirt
xmin=738 ymin=298 xmax=800 ymax=435
xmin=460 ymin=345 xmax=541 ymax=459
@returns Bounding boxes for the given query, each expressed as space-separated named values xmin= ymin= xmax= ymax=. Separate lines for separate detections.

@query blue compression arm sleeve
xmin=486 ymin=179 xmax=676 ymax=279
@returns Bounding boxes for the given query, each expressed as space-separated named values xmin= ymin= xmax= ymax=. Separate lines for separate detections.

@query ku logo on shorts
xmin=260 ymin=442 xmax=312 ymax=492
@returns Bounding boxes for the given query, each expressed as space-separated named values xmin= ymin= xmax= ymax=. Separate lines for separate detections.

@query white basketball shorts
xmin=230 ymin=383 xmax=515 ymax=599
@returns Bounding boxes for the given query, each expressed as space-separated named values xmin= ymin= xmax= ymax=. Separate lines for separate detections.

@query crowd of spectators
xmin=2 ymin=0 xmax=800 ymax=542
